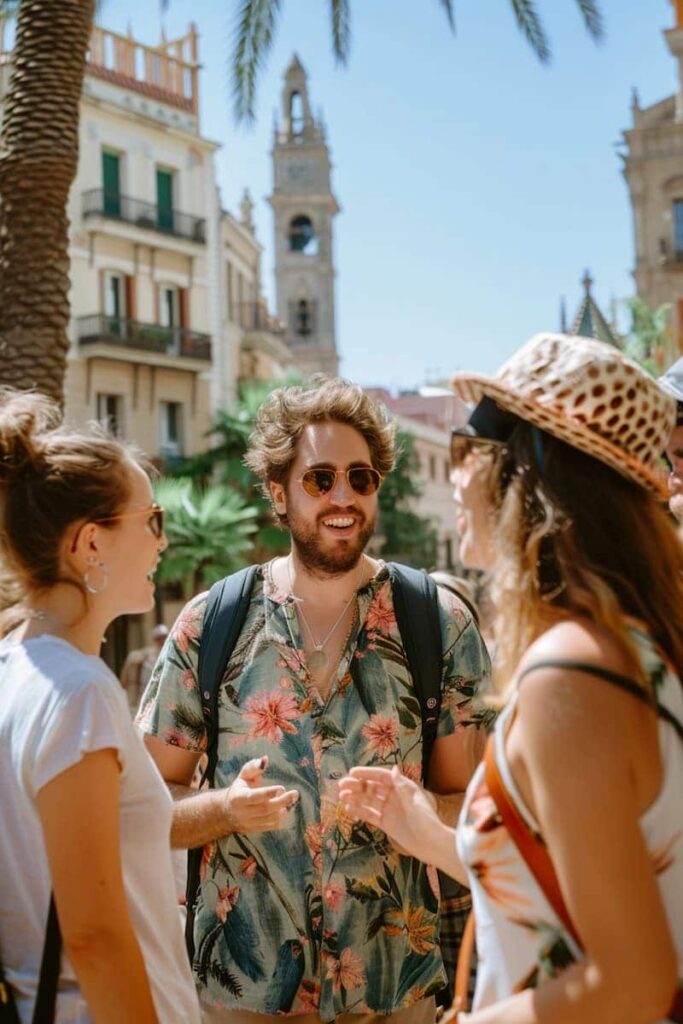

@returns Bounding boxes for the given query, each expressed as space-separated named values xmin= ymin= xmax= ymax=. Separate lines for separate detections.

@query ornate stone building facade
xmin=269 ymin=56 xmax=340 ymax=377
xmin=623 ymin=0 xmax=683 ymax=364
xmin=0 ymin=24 xmax=291 ymax=460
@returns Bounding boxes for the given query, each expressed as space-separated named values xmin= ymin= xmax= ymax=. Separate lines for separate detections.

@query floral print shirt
xmin=456 ymin=625 xmax=683 ymax=1014
xmin=138 ymin=561 xmax=491 ymax=1021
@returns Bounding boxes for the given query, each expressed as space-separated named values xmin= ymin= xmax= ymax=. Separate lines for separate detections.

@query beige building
xmin=0 ymin=22 xmax=292 ymax=667
xmin=367 ymin=388 xmax=469 ymax=570
xmin=0 ymin=22 xmax=290 ymax=465
xmin=623 ymin=0 xmax=683 ymax=365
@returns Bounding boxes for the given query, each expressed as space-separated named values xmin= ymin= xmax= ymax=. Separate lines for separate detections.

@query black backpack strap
xmin=1 ymin=894 xmax=62 ymax=1024
xmin=31 ymin=895 xmax=61 ymax=1024
xmin=185 ymin=564 xmax=258 ymax=961
xmin=516 ymin=658 xmax=683 ymax=742
xmin=197 ymin=565 xmax=259 ymax=787
xmin=387 ymin=563 xmax=442 ymax=782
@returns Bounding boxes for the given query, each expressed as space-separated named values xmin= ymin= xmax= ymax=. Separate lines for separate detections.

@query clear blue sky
xmin=100 ymin=0 xmax=677 ymax=389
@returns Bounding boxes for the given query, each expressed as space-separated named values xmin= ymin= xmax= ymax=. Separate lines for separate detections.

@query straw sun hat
xmin=451 ymin=333 xmax=676 ymax=498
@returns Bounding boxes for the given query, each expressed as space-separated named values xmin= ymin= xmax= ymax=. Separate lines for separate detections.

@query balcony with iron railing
xmin=83 ymin=189 xmax=206 ymax=244
xmin=237 ymin=301 xmax=286 ymax=335
xmin=77 ymin=315 xmax=211 ymax=361
xmin=659 ymin=237 xmax=683 ymax=268
xmin=237 ymin=301 xmax=292 ymax=368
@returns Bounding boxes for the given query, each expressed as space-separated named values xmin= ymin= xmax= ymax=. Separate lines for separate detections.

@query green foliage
xmin=154 ymin=477 xmax=258 ymax=598
xmin=378 ymin=430 xmax=438 ymax=571
xmin=230 ymin=0 xmax=603 ymax=121
xmin=172 ymin=379 xmax=297 ymax=560
xmin=623 ymin=296 xmax=671 ymax=377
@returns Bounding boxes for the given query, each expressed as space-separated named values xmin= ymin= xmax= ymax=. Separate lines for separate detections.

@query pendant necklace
xmin=286 ymin=556 xmax=363 ymax=673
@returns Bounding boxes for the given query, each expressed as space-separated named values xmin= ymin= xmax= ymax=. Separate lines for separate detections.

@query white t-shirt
xmin=0 ymin=634 xmax=200 ymax=1024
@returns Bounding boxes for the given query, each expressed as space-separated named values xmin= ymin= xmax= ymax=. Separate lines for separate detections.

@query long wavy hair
xmin=485 ymin=417 xmax=683 ymax=691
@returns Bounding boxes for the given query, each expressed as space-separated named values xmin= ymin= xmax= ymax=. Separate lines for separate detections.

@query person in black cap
xmin=659 ymin=356 xmax=683 ymax=523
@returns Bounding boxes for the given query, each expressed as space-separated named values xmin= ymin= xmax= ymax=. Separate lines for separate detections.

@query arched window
xmin=289 ymin=90 xmax=304 ymax=135
xmin=289 ymin=214 xmax=317 ymax=254
xmin=295 ymin=299 xmax=312 ymax=337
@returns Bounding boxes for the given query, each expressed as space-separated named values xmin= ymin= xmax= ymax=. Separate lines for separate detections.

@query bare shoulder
xmin=513 ymin=617 xmax=645 ymax=747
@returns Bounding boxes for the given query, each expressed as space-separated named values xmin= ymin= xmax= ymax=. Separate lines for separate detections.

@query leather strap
xmin=483 ymin=735 xmax=582 ymax=949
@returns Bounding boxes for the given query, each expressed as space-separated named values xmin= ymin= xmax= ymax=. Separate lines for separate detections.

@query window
xmin=289 ymin=91 xmax=304 ymax=135
xmin=97 ymin=393 xmax=123 ymax=436
xmin=156 ymin=168 xmax=174 ymax=233
xmin=295 ymin=299 xmax=312 ymax=337
xmin=289 ymin=214 xmax=317 ymax=254
xmin=102 ymin=151 xmax=121 ymax=217
xmin=444 ymin=459 xmax=451 ymax=483
xmin=103 ymin=271 xmax=127 ymax=337
xmin=159 ymin=401 xmax=183 ymax=457
xmin=674 ymin=200 xmax=683 ymax=259
xmin=429 ymin=454 xmax=436 ymax=481
xmin=160 ymin=285 xmax=180 ymax=328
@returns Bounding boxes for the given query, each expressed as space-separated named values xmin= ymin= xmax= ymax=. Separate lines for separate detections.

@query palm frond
xmin=509 ymin=0 xmax=551 ymax=63
xmin=437 ymin=0 xmax=456 ymax=33
xmin=330 ymin=0 xmax=351 ymax=64
xmin=574 ymin=0 xmax=604 ymax=42
xmin=232 ymin=0 xmax=282 ymax=123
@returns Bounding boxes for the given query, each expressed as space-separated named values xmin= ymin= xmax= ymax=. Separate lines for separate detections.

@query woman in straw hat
xmin=340 ymin=334 xmax=683 ymax=1022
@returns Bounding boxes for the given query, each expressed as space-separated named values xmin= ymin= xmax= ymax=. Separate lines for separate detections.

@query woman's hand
xmin=222 ymin=755 xmax=299 ymax=835
xmin=339 ymin=765 xmax=450 ymax=865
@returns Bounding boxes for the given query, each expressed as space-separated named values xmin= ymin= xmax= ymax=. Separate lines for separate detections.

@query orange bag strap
xmin=483 ymin=734 xmax=583 ymax=950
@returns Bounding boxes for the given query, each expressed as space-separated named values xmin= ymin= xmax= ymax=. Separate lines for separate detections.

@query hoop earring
xmin=84 ymin=556 xmax=109 ymax=595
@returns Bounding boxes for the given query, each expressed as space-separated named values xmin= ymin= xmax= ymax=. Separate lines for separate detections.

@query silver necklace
xmin=286 ymin=556 xmax=363 ymax=673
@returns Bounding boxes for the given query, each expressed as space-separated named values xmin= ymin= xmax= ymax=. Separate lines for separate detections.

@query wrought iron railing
xmin=77 ymin=315 xmax=211 ymax=361
xmin=237 ymin=302 xmax=285 ymax=335
xmin=82 ymin=189 xmax=206 ymax=243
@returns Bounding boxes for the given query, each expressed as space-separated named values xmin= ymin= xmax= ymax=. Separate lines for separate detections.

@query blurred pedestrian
xmin=0 ymin=390 xmax=200 ymax=1023
xmin=341 ymin=334 xmax=683 ymax=1023
xmin=659 ymin=356 xmax=683 ymax=524
xmin=120 ymin=622 xmax=169 ymax=715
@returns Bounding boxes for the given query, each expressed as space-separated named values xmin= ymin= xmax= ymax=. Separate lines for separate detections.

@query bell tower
xmin=268 ymin=55 xmax=340 ymax=376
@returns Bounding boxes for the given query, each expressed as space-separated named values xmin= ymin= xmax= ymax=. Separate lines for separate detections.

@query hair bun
xmin=0 ymin=390 xmax=61 ymax=484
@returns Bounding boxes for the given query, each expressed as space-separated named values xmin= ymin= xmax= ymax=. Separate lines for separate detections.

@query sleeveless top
xmin=456 ymin=625 xmax=683 ymax=1014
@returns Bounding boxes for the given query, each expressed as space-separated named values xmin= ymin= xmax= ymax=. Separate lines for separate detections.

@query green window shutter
xmin=156 ymin=169 xmax=174 ymax=232
xmin=102 ymin=152 xmax=120 ymax=217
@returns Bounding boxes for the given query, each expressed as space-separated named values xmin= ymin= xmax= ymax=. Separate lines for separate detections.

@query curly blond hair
xmin=245 ymin=376 xmax=396 ymax=519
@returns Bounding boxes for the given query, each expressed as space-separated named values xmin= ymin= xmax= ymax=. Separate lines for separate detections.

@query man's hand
xmin=222 ymin=755 xmax=299 ymax=835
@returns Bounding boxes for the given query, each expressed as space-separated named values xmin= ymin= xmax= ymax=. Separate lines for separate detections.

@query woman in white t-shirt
xmin=0 ymin=390 xmax=201 ymax=1024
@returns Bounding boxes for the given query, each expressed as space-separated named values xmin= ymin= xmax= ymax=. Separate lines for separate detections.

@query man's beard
xmin=288 ymin=506 xmax=376 ymax=576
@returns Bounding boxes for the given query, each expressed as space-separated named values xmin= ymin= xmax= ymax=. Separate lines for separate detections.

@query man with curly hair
xmin=138 ymin=376 xmax=491 ymax=1024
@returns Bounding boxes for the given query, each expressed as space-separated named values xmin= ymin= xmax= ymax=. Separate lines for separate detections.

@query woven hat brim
xmin=451 ymin=373 xmax=669 ymax=500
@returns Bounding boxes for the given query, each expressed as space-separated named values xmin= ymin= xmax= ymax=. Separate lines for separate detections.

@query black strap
xmin=32 ymin=896 xmax=61 ymax=1023
xmin=387 ymin=563 xmax=442 ymax=781
xmin=1 ymin=895 xmax=61 ymax=1024
xmin=197 ymin=565 xmax=259 ymax=788
xmin=185 ymin=565 xmax=258 ymax=961
xmin=517 ymin=658 xmax=683 ymax=741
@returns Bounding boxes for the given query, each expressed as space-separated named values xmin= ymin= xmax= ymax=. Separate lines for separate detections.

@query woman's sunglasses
xmin=95 ymin=503 xmax=165 ymax=539
xmin=450 ymin=430 xmax=508 ymax=470
xmin=297 ymin=467 xmax=382 ymax=498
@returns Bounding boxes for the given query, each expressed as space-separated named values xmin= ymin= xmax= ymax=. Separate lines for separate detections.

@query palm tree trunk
xmin=0 ymin=0 xmax=94 ymax=403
